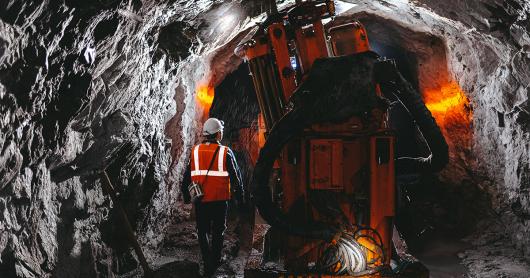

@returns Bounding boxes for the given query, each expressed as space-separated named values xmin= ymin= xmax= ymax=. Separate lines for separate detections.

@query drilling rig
xmin=235 ymin=0 xmax=448 ymax=276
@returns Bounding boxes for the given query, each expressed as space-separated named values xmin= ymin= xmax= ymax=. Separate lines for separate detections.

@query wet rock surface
xmin=0 ymin=0 xmax=529 ymax=277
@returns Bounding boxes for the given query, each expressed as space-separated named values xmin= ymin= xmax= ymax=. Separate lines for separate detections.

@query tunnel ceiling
xmin=0 ymin=0 xmax=529 ymax=277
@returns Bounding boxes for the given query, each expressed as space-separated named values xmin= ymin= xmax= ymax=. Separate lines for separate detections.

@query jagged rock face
xmin=0 ymin=0 xmax=529 ymax=277
xmin=0 ymin=0 xmax=226 ymax=276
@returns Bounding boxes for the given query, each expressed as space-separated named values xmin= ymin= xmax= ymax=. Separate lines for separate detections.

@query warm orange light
xmin=357 ymin=236 xmax=383 ymax=267
xmin=423 ymin=81 xmax=472 ymax=127
xmin=196 ymin=84 xmax=214 ymax=112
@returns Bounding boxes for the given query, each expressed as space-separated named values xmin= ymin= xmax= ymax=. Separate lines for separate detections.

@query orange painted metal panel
xmin=331 ymin=140 xmax=343 ymax=189
xmin=328 ymin=22 xmax=371 ymax=56
xmin=342 ymin=139 xmax=368 ymax=195
xmin=258 ymin=113 xmax=267 ymax=148
xmin=294 ymin=20 xmax=329 ymax=74
xmin=268 ymin=23 xmax=298 ymax=100
xmin=309 ymin=139 xmax=343 ymax=190
xmin=245 ymin=36 xmax=270 ymax=60
xmin=369 ymin=135 xmax=395 ymax=265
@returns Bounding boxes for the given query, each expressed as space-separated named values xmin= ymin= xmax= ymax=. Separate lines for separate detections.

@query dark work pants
xmin=195 ymin=200 xmax=228 ymax=271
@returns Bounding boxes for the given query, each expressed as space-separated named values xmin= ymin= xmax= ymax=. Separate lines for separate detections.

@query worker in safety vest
xmin=181 ymin=117 xmax=245 ymax=276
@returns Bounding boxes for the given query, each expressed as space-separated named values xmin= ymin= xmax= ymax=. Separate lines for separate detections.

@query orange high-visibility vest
xmin=190 ymin=143 xmax=230 ymax=202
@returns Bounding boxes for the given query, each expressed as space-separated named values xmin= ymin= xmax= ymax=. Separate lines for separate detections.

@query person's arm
xmin=181 ymin=162 xmax=192 ymax=204
xmin=226 ymin=148 xmax=244 ymax=206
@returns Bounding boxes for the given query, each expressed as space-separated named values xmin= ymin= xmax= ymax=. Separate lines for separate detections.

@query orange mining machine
xmin=235 ymin=0 xmax=448 ymax=277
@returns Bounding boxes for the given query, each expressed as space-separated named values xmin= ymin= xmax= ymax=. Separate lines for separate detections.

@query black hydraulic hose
xmin=251 ymin=53 xmax=448 ymax=240
xmin=376 ymin=61 xmax=449 ymax=174
xmin=252 ymin=108 xmax=338 ymax=241
xmin=251 ymin=52 xmax=383 ymax=241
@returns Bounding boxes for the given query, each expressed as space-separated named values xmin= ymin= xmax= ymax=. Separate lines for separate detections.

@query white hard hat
xmin=202 ymin=118 xmax=224 ymax=135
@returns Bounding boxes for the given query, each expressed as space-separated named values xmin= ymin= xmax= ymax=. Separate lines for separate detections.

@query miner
xmin=181 ymin=117 xmax=245 ymax=276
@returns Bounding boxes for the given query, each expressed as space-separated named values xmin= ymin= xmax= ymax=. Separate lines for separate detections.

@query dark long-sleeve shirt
xmin=181 ymin=141 xmax=244 ymax=204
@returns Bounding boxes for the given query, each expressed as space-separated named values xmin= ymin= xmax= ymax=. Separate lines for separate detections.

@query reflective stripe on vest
xmin=190 ymin=143 xmax=230 ymax=202
xmin=218 ymin=146 xmax=226 ymax=172
xmin=191 ymin=170 xmax=229 ymax=177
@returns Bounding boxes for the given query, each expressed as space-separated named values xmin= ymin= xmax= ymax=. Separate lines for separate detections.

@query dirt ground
xmin=147 ymin=204 xmax=250 ymax=278
xmin=411 ymin=219 xmax=530 ymax=278
xmin=118 ymin=206 xmax=529 ymax=278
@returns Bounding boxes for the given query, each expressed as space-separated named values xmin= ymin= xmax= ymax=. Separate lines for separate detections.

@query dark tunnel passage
xmin=209 ymin=64 xmax=260 ymax=206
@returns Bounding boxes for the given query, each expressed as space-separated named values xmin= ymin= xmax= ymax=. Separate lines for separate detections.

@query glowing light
xmin=357 ymin=237 xmax=382 ymax=265
xmin=196 ymin=84 xmax=214 ymax=111
xmin=218 ymin=14 xmax=237 ymax=31
xmin=425 ymin=85 xmax=465 ymax=113
xmin=290 ymin=56 xmax=298 ymax=69
xmin=423 ymin=81 xmax=472 ymax=127
xmin=425 ymin=93 xmax=463 ymax=113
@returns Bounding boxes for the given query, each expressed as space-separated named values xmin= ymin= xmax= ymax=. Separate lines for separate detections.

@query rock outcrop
xmin=0 ymin=0 xmax=212 ymax=276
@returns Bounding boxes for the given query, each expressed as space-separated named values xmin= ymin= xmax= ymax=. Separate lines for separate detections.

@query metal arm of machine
xmin=252 ymin=52 xmax=384 ymax=241
xmin=252 ymin=53 xmax=449 ymax=241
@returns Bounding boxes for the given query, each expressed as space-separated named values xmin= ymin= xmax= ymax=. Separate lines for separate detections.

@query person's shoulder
xmin=222 ymin=145 xmax=235 ymax=155
xmin=217 ymin=142 xmax=228 ymax=148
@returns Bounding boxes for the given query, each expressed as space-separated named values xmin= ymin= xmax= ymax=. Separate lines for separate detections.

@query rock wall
xmin=0 ymin=0 xmax=228 ymax=276
xmin=0 ymin=0 xmax=261 ymax=275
